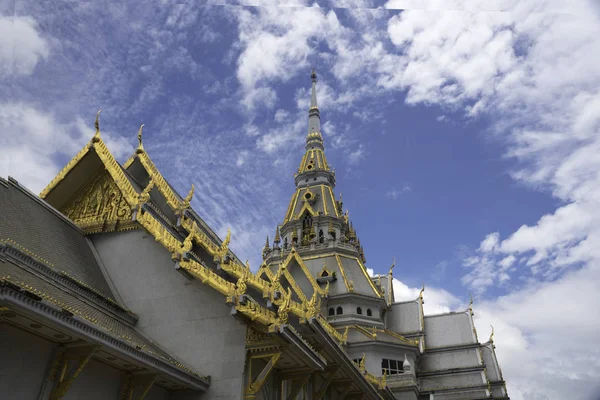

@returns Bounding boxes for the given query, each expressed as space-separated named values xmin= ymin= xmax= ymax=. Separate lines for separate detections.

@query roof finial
xmin=307 ymin=67 xmax=321 ymax=138
xmin=389 ymin=257 xmax=396 ymax=275
xmin=468 ymin=292 xmax=474 ymax=311
xmin=419 ymin=281 xmax=425 ymax=299
xmin=93 ymin=110 xmax=102 ymax=142
xmin=488 ymin=325 xmax=495 ymax=343
xmin=184 ymin=184 xmax=194 ymax=204
xmin=136 ymin=124 xmax=145 ymax=153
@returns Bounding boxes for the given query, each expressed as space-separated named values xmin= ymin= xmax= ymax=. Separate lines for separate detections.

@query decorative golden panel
xmin=61 ymin=169 xmax=136 ymax=233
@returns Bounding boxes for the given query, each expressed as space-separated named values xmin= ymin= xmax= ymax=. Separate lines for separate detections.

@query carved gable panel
xmin=61 ymin=169 xmax=136 ymax=233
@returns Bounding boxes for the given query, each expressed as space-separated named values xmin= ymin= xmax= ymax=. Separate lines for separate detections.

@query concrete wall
xmin=420 ymin=371 xmax=486 ymax=392
xmin=0 ymin=324 xmax=55 ymax=399
xmin=424 ymin=313 xmax=475 ymax=348
xmin=419 ymin=348 xmax=480 ymax=372
xmin=92 ymin=229 xmax=247 ymax=400
xmin=387 ymin=302 xmax=421 ymax=334
xmin=346 ymin=345 xmax=417 ymax=378
xmin=0 ymin=324 xmax=170 ymax=399
xmin=64 ymin=358 xmax=122 ymax=400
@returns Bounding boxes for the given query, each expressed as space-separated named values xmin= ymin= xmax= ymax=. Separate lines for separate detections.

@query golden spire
xmin=92 ymin=110 xmax=102 ymax=142
xmin=136 ymin=124 xmax=145 ymax=153
xmin=389 ymin=257 xmax=396 ymax=275
xmin=273 ymin=226 xmax=281 ymax=244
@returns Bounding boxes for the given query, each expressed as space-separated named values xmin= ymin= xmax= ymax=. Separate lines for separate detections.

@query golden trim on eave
xmin=339 ymin=254 xmax=383 ymax=298
xmin=136 ymin=152 xmax=182 ymax=212
xmin=40 ymin=144 xmax=91 ymax=199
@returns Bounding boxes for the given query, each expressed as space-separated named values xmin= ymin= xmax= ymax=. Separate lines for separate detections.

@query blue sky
xmin=2 ymin=1 xmax=600 ymax=399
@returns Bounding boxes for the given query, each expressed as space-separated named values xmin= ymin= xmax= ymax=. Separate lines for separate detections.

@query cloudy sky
xmin=2 ymin=0 xmax=600 ymax=398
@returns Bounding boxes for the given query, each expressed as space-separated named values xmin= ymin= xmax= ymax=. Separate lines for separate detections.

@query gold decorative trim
xmin=326 ymin=186 xmax=339 ymax=217
xmin=320 ymin=185 xmax=328 ymax=215
xmin=339 ymin=255 xmax=383 ymax=298
xmin=136 ymin=152 xmax=182 ymax=212
xmin=40 ymin=145 xmax=91 ymax=199
xmin=334 ymin=255 xmax=351 ymax=292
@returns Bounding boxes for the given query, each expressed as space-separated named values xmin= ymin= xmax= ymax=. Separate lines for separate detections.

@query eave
xmin=0 ymin=285 xmax=210 ymax=392
xmin=307 ymin=316 xmax=391 ymax=400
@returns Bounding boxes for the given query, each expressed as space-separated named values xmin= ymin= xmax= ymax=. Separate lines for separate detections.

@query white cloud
xmin=392 ymin=278 xmax=462 ymax=315
xmin=236 ymin=150 xmax=249 ymax=166
xmin=0 ymin=15 xmax=49 ymax=78
xmin=386 ymin=185 xmax=412 ymax=200
xmin=0 ymin=104 xmax=132 ymax=194
xmin=396 ymin=272 xmax=600 ymax=400
xmin=347 ymin=144 xmax=366 ymax=164
xmin=274 ymin=109 xmax=289 ymax=122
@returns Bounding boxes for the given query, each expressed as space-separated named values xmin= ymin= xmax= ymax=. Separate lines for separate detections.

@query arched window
xmin=328 ymin=308 xmax=335 ymax=316
xmin=336 ymin=306 xmax=343 ymax=315
xmin=366 ymin=309 xmax=372 ymax=317
xmin=357 ymin=307 xmax=362 ymax=315
xmin=319 ymin=229 xmax=324 ymax=244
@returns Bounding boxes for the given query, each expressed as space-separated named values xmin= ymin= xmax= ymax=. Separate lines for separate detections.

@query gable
xmin=61 ymin=168 xmax=136 ymax=234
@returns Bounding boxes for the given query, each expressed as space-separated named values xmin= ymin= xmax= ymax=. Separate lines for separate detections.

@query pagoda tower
xmin=262 ymin=69 xmax=387 ymax=329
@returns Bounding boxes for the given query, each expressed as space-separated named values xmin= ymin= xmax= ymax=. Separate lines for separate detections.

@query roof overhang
xmin=0 ymin=284 xmax=210 ymax=392
xmin=307 ymin=316 xmax=394 ymax=400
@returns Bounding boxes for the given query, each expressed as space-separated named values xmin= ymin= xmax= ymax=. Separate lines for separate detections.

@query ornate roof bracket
xmin=245 ymin=353 xmax=281 ymax=399
xmin=120 ymin=373 xmax=158 ymax=400
xmin=47 ymin=344 xmax=99 ymax=400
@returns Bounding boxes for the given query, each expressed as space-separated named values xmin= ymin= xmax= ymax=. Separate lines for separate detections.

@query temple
xmin=0 ymin=70 xmax=509 ymax=400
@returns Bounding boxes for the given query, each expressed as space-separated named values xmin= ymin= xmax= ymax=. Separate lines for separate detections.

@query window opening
xmin=357 ymin=307 xmax=362 ymax=315
xmin=367 ymin=309 xmax=372 ymax=317
xmin=336 ymin=306 xmax=343 ymax=315
xmin=382 ymin=358 xmax=403 ymax=375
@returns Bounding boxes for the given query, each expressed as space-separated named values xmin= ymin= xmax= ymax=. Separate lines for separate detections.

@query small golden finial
xmin=324 ymin=280 xmax=330 ymax=295
xmin=136 ymin=124 xmax=145 ymax=153
xmin=419 ymin=281 xmax=425 ymax=299
xmin=181 ymin=229 xmax=193 ymax=253
xmin=184 ymin=184 xmax=194 ymax=204
xmin=342 ymin=326 xmax=349 ymax=343
xmin=359 ymin=353 xmax=366 ymax=372
xmin=389 ymin=257 xmax=396 ymax=275
xmin=245 ymin=260 xmax=251 ymax=270
xmin=139 ymin=178 xmax=154 ymax=203
xmin=488 ymin=325 xmax=495 ymax=343
xmin=93 ymin=110 xmax=102 ymax=141
xmin=468 ymin=292 xmax=474 ymax=309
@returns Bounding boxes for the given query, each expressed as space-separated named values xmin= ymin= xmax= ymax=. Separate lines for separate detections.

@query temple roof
xmin=0 ymin=177 xmax=207 ymax=385
xmin=1 ymin=177 xmax=117 ymax=301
